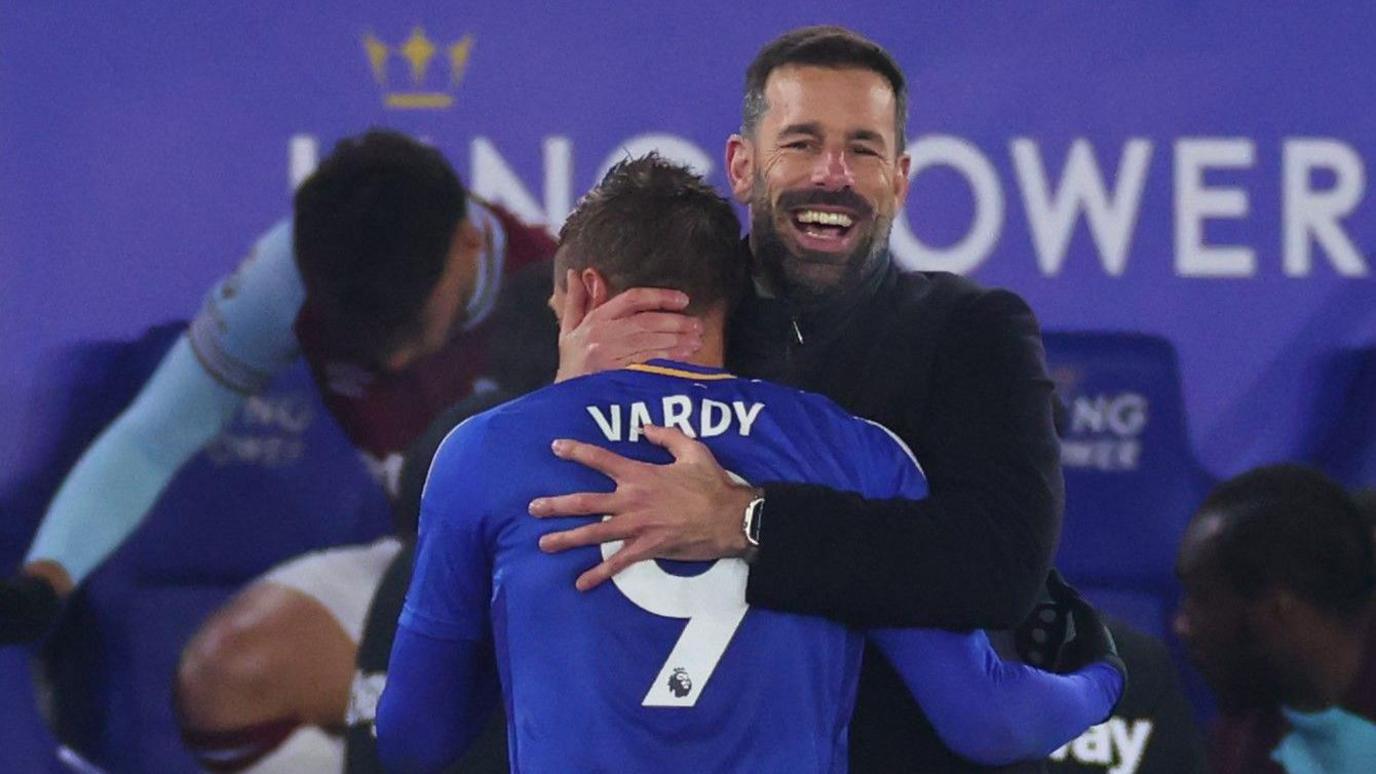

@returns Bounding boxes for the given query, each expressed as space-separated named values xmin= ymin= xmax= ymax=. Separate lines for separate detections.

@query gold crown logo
xmin=362 ymin=27 xmax=474 ymax=110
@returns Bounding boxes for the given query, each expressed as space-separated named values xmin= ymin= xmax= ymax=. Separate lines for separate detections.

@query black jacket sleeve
xmin=744 ymin=288 xmax=1064 ymax=630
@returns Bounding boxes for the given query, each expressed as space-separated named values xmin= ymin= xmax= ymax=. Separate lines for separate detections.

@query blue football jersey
xmin=404 ymin=360 xmax=927 ymax=772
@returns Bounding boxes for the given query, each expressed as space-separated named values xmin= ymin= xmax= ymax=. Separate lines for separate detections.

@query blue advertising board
xmin=2 ymin=1 xmax=1372 ymax=483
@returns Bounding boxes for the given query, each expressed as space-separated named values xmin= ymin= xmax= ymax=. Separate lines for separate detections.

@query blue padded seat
xmin=1305 ymin=346 xmax=1376 ymax=488
xmin=1 ymin=322 xmax=390 ymax=773
xmin=0 ymin=647 xmax=70 ymax=773
xmin=1042 ymin=332 xmax=1213 ymax=638
xmin=1044 ymin=331 xmax=1218 ymax=722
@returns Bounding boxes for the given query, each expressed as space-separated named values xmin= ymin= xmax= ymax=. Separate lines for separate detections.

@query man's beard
xmin=749 ymin=179 xmax=893 ymax=306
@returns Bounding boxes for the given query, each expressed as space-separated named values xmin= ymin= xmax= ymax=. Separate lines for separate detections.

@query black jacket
xmin=728 ymin=261 xmax=1065 ymax=772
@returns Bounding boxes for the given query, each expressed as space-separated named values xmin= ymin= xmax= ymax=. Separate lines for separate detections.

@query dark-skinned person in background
xmin=1175 ymin=464 xmax=1376 ymax=773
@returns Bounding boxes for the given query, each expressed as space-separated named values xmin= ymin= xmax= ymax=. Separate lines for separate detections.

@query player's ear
xmin=580 ymin=267 xmax=611 ymax=311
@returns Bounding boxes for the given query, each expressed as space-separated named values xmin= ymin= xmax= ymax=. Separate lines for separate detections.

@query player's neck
xmin=678 ymin=308 xmax=726 ymax=370
xmin=681 ymin=332 xmax=725 ymax=369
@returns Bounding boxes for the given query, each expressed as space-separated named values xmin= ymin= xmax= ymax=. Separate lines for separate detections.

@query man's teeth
xmin=794 ymin=210 xmax=854 ymax=228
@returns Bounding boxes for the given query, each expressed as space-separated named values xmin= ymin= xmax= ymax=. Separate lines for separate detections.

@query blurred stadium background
xmin=2 ymin=2 xmax=1372 ymax=771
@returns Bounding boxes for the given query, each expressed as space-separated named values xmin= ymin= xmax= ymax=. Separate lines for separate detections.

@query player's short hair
xmin=1199 ymin=464 xmax=1375 ymax=620
xmin=556 ymin=154 xmax=746 ymax=314
xmin=742 ymin=25 xmax=908 ymax=151
xmin=293 ymin=129 xmax=466 ymax=366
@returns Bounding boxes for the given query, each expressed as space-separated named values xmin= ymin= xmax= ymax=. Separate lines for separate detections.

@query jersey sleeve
xmin=25 ymin=336 xmax=246 ymax=585
xmin=187 ymin=219 xmax=304 ymax=393
xmin=397 ymin=416 xmax=495 ymax=642
xmin=851 ymin=416 xmax=929 ymax=501
xmin=377 ymin=628 xmax=500 ymax=773
xmin=867 ymin=627 xmax=1123 ymax=766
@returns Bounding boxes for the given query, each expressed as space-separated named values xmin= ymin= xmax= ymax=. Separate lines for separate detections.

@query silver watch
xmin=742 ymin=496 xmax=765 ymax=548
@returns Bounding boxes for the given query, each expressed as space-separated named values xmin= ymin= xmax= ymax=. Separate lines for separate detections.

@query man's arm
xmin=2 ymin=223 xmax=302 ymax=642
xmin=22 ymin=338 xmax=245 ymax=586
xmin=376 ymin=420 xmax=499 ymax=772
xmin=869 ymin=627 xmax=1122 ymax=766
xmin=749 ymin=289 xmax=1061 ymax=628
xmin=376 ymin=626 xmax=499 ymax=773
xmin=532 ymin=288 xmax=1062 ymax=629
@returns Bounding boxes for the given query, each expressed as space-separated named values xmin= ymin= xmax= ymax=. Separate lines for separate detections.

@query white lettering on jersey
xmin=602 ymin=470 xmax=753 ymax=708
xmin=732 ymin=401 xmax=763 ymax=437
xmin=700 ymin=400 xmax=732 ymax=437
xmin=1048 ymin=717 xmax=1153 ymax=774
xmin=627 ymin=402 xmax=654 ymax=442
xmin=586 ymin=405 xmax=621 ymax=441
xmin=585 ymin=396 xmax=766 ymax=443
xmin=661 ymin=395 xmax=695 ymax=437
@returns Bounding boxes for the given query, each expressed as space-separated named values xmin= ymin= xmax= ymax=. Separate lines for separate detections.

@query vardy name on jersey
xmin=404 ymin=360 xmax=928 ymax=773
xmin=585 ymin=395 xmax=764 ymax=442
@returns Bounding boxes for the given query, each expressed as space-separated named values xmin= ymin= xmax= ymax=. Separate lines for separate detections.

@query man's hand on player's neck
xmin=553 ymin=270 xmax=704 ymax=382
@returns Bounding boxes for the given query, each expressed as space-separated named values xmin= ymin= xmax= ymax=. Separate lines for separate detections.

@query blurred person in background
xmin=0 ymin=129 xmax=687 ymax=772
xmin=1174 ymin=464 xmax=1376 ymax=773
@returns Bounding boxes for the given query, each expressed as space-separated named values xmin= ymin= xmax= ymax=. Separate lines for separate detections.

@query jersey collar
xmin=461 ymin=200 xmax=507 ymax=331
xmin=625 ymin=359 xmax=736 ymax=381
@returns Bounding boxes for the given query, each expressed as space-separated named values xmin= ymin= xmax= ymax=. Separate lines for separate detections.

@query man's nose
xmin=810 ymin=148 xmax=854 ymax=189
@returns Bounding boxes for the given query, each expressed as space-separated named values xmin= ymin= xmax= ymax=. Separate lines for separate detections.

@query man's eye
xmin=782 ymin=140 xmax=812 ymax=150
xmin=852 ymin=145 xmax=881 ymax=157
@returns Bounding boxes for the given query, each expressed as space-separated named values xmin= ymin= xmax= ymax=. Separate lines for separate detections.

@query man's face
xmin=727 ymin=64 xmax=910 ymax=301
xmin=1173 ymin=512 xmax=1285 ymax=709
xmin=385 ymin=216 xmax=484 ymax=371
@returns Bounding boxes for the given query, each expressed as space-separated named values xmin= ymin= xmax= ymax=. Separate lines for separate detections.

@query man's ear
xmin=893 ymin=151 xmax=912 ymax=209
xmin=580 ymin=267 xmax=611 ymax=311
xmin=725 ymin=134 xmax=755 ymax=204
xmin=457 ymin=216 xmax=484 ymax=250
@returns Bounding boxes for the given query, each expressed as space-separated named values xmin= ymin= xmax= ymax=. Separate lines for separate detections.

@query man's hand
xmin=0 ymin=563 xmax=70 ymax=644
xmin=528 ymin=424 xmax=759 ymax=591
xmin=554 ymin=270 xmax=703 ymax=382
xmin=1015 ymin=570 xmax=1126 ymax=684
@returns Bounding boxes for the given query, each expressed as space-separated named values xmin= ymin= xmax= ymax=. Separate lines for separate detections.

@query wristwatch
xmin=742 ymin=494 xmax=765 ymax=552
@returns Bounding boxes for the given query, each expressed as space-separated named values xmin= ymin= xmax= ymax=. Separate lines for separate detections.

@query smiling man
xmin=737 ymin=60 xmax=906 ymax=305
xmin=538 ymin=26 xmax=1069 ymax=773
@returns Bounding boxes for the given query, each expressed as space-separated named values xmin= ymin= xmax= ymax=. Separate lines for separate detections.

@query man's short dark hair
xmin=1200 ymin=464 xmax=1375 ymax=619
xmin=742 ymin=25 xmax=908 ymax=151
xmin=557 ymin=154 xmax=745 ymax=314
xmin=293 ymin=129 xmax=466 ymax=366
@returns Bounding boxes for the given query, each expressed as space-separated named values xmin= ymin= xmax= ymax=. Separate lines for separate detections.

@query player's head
xmin=726 ymin=26 xmax=911 ymax=304
xmin=551 ymin=153 xmax=746 ymax=319
xmin=293 ymin=129 xmax=483 ymax=371
xmin=1173 ymin=464 xmax=1375 ymax=709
